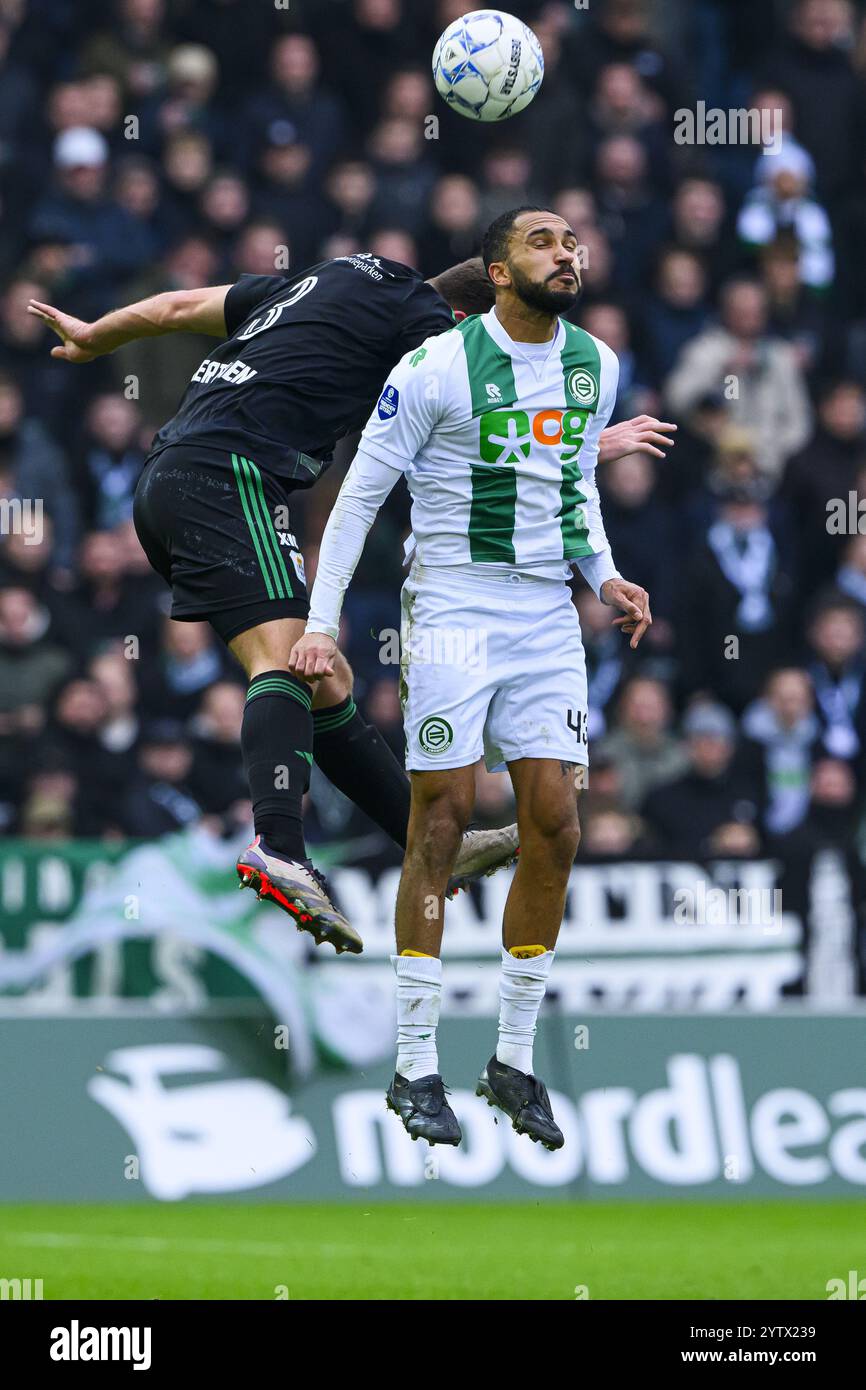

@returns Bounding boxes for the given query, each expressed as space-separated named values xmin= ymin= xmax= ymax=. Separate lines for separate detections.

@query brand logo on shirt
xmin=479 ymin=408 xmax=590 ymax=464
xmin=485 ymin=382 xmax=503 ymax=403
xmin=377 ymin=384 xmax=400 ymax=420
xmin=418 ymin=716 xmax=454 ymax=755
xmin=568 ymin=368 xmax=598 ymax=405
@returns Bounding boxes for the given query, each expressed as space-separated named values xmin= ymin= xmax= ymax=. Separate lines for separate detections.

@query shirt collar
xmin=482 ymin=306 xmax=565 ymax=359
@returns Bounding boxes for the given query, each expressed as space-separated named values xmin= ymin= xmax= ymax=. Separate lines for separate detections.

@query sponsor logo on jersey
xmin=485 ymin=382 xmax=503 ymax=403
xmin=568 ymin=368 xmax=598 ymax=405
xmin=418 ymin=716 xmax=454 ymax=755
xmin=335 ymin=253 xmax=384 ymax=280
xmin=377 ymin=384 xmax=400 ymax=420
xmin=410 ymin=348 xmax=428 ymax=367
xmin=277 ymin=531 xmax=299 ymax=548
xmin=192 ymin=357 xmax=257 ymax=385
xmin=480 ymin=407 xmax=589 ymax=464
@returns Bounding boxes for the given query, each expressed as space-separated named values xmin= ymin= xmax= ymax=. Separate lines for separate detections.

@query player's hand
xmin=25 ymin=300 xmax=98 ymax=362
xmin=601 ymin=577 xmax=652 ymax=649
xmin=288 ymin=631 xmax=337 ymax=679
xmin=598 ymin=416 xmax=676 ymax=464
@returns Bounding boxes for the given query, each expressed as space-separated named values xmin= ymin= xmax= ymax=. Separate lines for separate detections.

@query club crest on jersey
xmin=568 ymin=368 xmax=598 ymax=405
xmin=378 ymin=384 xmax=400 ymax=420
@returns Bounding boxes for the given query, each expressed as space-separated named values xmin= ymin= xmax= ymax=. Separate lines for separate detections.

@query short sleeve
xmin=358 ymin=343 xmax=445 ymax=471
xmin=395 ymin=280 xmax=455 ymax=356
xmin=223 ymin=274 xmax=287 ymax=337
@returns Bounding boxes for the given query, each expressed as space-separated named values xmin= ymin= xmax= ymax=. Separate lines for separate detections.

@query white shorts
xmin=399 ymin=562 xmax=590 ymax=774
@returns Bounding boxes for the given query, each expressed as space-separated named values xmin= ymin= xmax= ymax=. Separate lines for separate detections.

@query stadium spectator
xmin=597 ymin=676 xmax=688 ymax=810
xmin=759 ymin=234 xmax=829 ymax=375
xmin=241 ymin=33 xmax=346 ymax=175
xmin=119 ymin=717 xmax=202 ymax=837
xmin=665 ymin=276 xmax=812 ymax=477
xmin=28 ymin=127 xmax=154 ymax=312
xmin=741 ymin=667 xmax=821 ymax=839
xmin=49 ymin=529 xmax=160 ymax=660
xmin=678 ymin=472 xmax=796 ymax=712
xmin=737 ymin=139 xmax=834 ymax=290
xmin=837 ymin=535 xmax=866 ymax=612
xmin=138 ymin=617 xmax=230 ymax=722
xmin=0 ymin=372 xmax=79 ymax=571
xmin=189 ymin=681 xmax=248 ymax=819
xmin=593 ymin=134 xmax=668 ymax=291
xmin=639 ymin=246 xmax=710 ymax=387
xmin=805 ymin=596 xmax=866 ymax=766
xmin=784 ymin=380 xmax=866 ymax=599
xmin=641 ymin=701 xmax=763 ymax=857
xmin=759 ymin=0 xmax=866 ymax=202
xmin=599 ymin=451 xmax=678 ymax=626
xmin=72 ymin=394 xmax=147 ymax=533
xmin=0 ymin=587 xmax=71 ymax=733
xmin=419 ymin=175 xmax=482 ymax=277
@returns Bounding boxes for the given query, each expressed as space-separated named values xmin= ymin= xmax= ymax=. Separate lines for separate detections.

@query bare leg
xmin=502 ymin=757 xmax=581 ymax=950
xmin=394 ymin=766 xmax=476 ymax=956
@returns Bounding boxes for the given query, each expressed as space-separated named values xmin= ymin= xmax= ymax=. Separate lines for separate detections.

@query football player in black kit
xmin=27 ymin=253 xmax=519 ymax=955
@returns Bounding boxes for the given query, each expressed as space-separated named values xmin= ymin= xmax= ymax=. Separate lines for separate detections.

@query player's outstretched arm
xmin=597 ymin=415 xmax=677 ymax=464
xmin=289 ymin=448 xmax=404 ymax=680
xmin=26 ymin=285 xmax=233 ymax=362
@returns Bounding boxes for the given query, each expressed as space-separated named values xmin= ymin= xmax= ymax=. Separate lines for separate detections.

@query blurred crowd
xmin=2 ymin=0 xmax=866 ymax=864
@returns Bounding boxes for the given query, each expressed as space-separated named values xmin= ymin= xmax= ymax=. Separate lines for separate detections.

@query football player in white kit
xmin=290 ymin=207 xmax=672 ymax=1148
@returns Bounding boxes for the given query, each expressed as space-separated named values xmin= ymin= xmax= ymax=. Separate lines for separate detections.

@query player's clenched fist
xmin=600 ymin=577 xmax=652 ymax=650
xmin=289 ymin=631 xmax=337 ymax=679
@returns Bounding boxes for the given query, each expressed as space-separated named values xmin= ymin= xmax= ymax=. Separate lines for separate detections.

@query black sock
xmin=243 ymin=671 xmax=312 ymax=860
xmin=313 ymin=695 xmax=410 ymax=849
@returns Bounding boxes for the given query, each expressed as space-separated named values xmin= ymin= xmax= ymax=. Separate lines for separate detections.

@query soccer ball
xmin=432 ymin=9 xmax=544 ymax=123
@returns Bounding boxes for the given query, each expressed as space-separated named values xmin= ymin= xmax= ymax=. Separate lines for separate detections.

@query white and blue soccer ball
xmin=432 ymin=9 xmax=544 ymax=123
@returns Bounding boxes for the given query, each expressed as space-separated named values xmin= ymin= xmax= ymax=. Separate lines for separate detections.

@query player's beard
xmin=510 ymin=263 xmax=581 ymax=315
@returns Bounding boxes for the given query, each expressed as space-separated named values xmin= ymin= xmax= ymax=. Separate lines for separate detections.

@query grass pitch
xmin=1 ymin=1201 xmax=863 ymax=1300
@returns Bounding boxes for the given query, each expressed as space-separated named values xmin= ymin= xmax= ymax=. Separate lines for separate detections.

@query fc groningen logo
xmin=418 ymin=716 xmax=454 ymax=755
xmin=568 ymin=368 xmax=597 ymax=405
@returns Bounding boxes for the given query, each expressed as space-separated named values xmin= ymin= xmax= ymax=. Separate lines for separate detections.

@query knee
xmin=521 ymin=805 xmax=581 ymax=869
xmin=409 ymin=788 xmax=472 ymax=869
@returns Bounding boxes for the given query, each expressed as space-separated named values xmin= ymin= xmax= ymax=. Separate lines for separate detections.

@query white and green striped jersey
xmin=360 ymin=306 xmax=619 ymax=574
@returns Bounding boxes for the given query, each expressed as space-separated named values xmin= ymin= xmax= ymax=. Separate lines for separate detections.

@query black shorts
xmin=133 ymin=443 xmax=309 ymax=644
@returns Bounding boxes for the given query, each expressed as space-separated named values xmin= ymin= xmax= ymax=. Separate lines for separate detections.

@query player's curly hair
xmin=481 ymin=205 xmax=547 ymax=270
xmin=426 ymin=256 xmax=496 ymax=316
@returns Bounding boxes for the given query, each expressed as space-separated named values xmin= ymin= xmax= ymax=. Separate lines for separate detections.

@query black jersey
xmin=146 ymin=254 xmax=454 ymax=483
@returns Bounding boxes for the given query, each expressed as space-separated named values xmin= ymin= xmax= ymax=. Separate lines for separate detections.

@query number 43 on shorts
xmin=567 ymin=707 xmax=588 ymax=745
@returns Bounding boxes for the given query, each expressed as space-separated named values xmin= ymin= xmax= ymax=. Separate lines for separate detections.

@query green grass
xmin=1 ymin=1202 xmax=864 ymax=1299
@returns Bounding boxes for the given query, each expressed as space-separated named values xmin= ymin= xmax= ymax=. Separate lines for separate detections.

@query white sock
xmin=496 ymin=946 xmax=554 ymax=1075
xmin=392 ymin=953 xmax=442 ymax=1082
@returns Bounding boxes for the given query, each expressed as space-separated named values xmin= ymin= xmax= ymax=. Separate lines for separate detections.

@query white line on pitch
xmin=1 ymin=1232 xmax=358 ymax=1258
